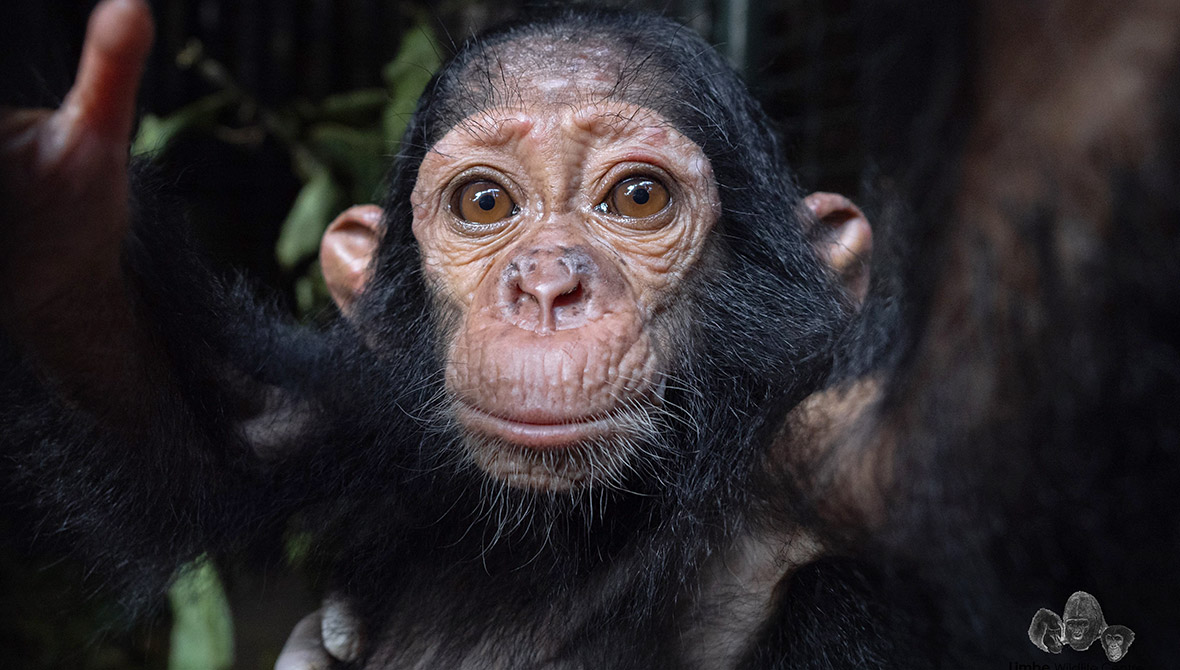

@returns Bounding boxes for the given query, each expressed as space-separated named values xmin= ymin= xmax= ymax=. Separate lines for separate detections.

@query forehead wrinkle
xmin=451 ymin=113 xmax=533 ymax=148
xmin=571 ymin=106 xmax=676 ymax=145
xmin=437 ymin=101 xmax=676 ymax=155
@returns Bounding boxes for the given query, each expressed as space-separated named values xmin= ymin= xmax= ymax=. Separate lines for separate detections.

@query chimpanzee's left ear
xmin=320 ymin=205 xmax=384 ymax=315
xmin=803 ymin=192 xmax=873 ymax=303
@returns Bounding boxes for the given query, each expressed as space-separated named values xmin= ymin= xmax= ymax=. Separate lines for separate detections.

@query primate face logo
xmin=1028 ymin=608 xmax=1065 ymax=654
xmin=1028 ymin=592 xmax=1134 ymax=662
xmin=1042 ymin=619 xmax=1063 ymax=653
xmin=1065 ymin=617 xmax=1091 ymax=642
xmin=1101 ymin=625 xmax=1135 ymax=662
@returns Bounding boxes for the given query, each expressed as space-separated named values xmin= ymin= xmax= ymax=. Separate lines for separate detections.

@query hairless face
xmin=411 ymin=88 xmax=719 ymax=488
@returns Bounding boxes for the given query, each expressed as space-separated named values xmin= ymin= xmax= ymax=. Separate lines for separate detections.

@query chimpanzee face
xmin=319 ymin=27 xmax=867 ymax=500
xmin=1103 ymin=630 xmax=1124 ymax=659
xmin=1101 ymin=625 xmax=1134 ymax=662
xmin=409 ymin=93 xmax=719 ymax=492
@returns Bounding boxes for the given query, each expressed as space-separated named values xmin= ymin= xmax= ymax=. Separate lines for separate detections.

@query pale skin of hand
xmin=275 ymin=598 xmax=363 ymax=670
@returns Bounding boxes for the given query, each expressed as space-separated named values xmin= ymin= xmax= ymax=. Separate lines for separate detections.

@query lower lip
xmin=457 ymin=405 xmax=612 ymax=450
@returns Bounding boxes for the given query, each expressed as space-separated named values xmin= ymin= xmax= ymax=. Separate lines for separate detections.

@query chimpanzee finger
xmin=321 ymin=595 xmax=364 ymax=662
xmin=60 ymin=0 xmax=154 ymax=146
xmin=274 ymin=611 xmax=332 ymax=670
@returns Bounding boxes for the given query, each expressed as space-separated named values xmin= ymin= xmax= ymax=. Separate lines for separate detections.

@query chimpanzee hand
xmin=275 ymin=596 xmax=364 ymax=670
xmin=0 ymin=0 xmax=153 ymax=399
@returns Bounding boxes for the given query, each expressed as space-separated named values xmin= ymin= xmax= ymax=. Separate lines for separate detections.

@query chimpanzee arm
xmin=0 ymin=0 xmax=341 ymax=605
xmin=0 ymin=0 xmax=155 ymax=414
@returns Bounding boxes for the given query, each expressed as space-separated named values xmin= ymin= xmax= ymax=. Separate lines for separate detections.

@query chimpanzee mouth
xmin=452 ymin=393 xmax=669 ymax=492
xmin=455 ymin=403 xmax=623 ymax=450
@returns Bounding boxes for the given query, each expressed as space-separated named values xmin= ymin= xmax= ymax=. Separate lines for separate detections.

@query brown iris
xmin=454 ymin=180 xmax=515 ymax=225
xmin=606 ymin=177 xmax=669 ymax=219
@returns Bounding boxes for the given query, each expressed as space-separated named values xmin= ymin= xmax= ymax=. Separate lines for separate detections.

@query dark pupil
xmin=477 ymin=192 xmax=497 ymax=211
xmin=630 ymin=186 xmax=650 ymax=205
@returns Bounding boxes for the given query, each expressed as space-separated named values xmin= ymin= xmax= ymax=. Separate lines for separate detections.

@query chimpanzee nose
xmin=500 ymin=247 xmax=594 ymax=332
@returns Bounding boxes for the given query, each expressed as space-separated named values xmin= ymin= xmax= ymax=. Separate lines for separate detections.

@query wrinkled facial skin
xmin=411 ymin=69 xmax=720 ymax=491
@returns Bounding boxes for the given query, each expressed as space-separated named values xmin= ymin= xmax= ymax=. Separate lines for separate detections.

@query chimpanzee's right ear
xmin=320 ymin=205 xmax=384 ymax=316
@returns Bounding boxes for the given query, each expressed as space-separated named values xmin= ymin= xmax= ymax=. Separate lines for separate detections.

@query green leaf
xmin=381 ymin=25 xmax=442 ymax=90
xmin=283 ymin=529 xmax=316 ymax=567
xmin=294 ymin=261 xmax=333 ymax=319
xmin=382 ymin=24 xmax=442 ymax=147
xmin=314 ymin=88 xmax=390 ymax=126
xmin=275 ymin=164 xmax=345 ymax=271
xmin=167 ymin=557 xmax=234 ymax=670
xmin=308 ymin=123 xmax=389 ymax=203
xmin=131 ymin=90 xmax=238 ymax=157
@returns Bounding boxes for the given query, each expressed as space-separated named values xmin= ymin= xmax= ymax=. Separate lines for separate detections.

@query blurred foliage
xmin=133 ymin=22 xmax=441 ymax=319
xmin=167 ymin=558 xmax=233 ymax=670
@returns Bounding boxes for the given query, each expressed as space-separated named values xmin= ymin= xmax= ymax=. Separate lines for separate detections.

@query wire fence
xmin=2 ymin=0 xmax=865 ymax=192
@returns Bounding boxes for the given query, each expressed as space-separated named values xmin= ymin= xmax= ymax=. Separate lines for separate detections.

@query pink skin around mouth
xmin=456 ymin=403 xmax=614 ymax=450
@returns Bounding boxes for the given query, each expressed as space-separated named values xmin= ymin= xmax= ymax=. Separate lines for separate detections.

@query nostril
xmin=513 ymin=279 xmax=534 ymax=306
xmin=551 ymin=283 xmax=584 ymax=309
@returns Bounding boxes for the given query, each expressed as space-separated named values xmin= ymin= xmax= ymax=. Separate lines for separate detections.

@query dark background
xmin=2 ymin=0 xmax=870 ymax=187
